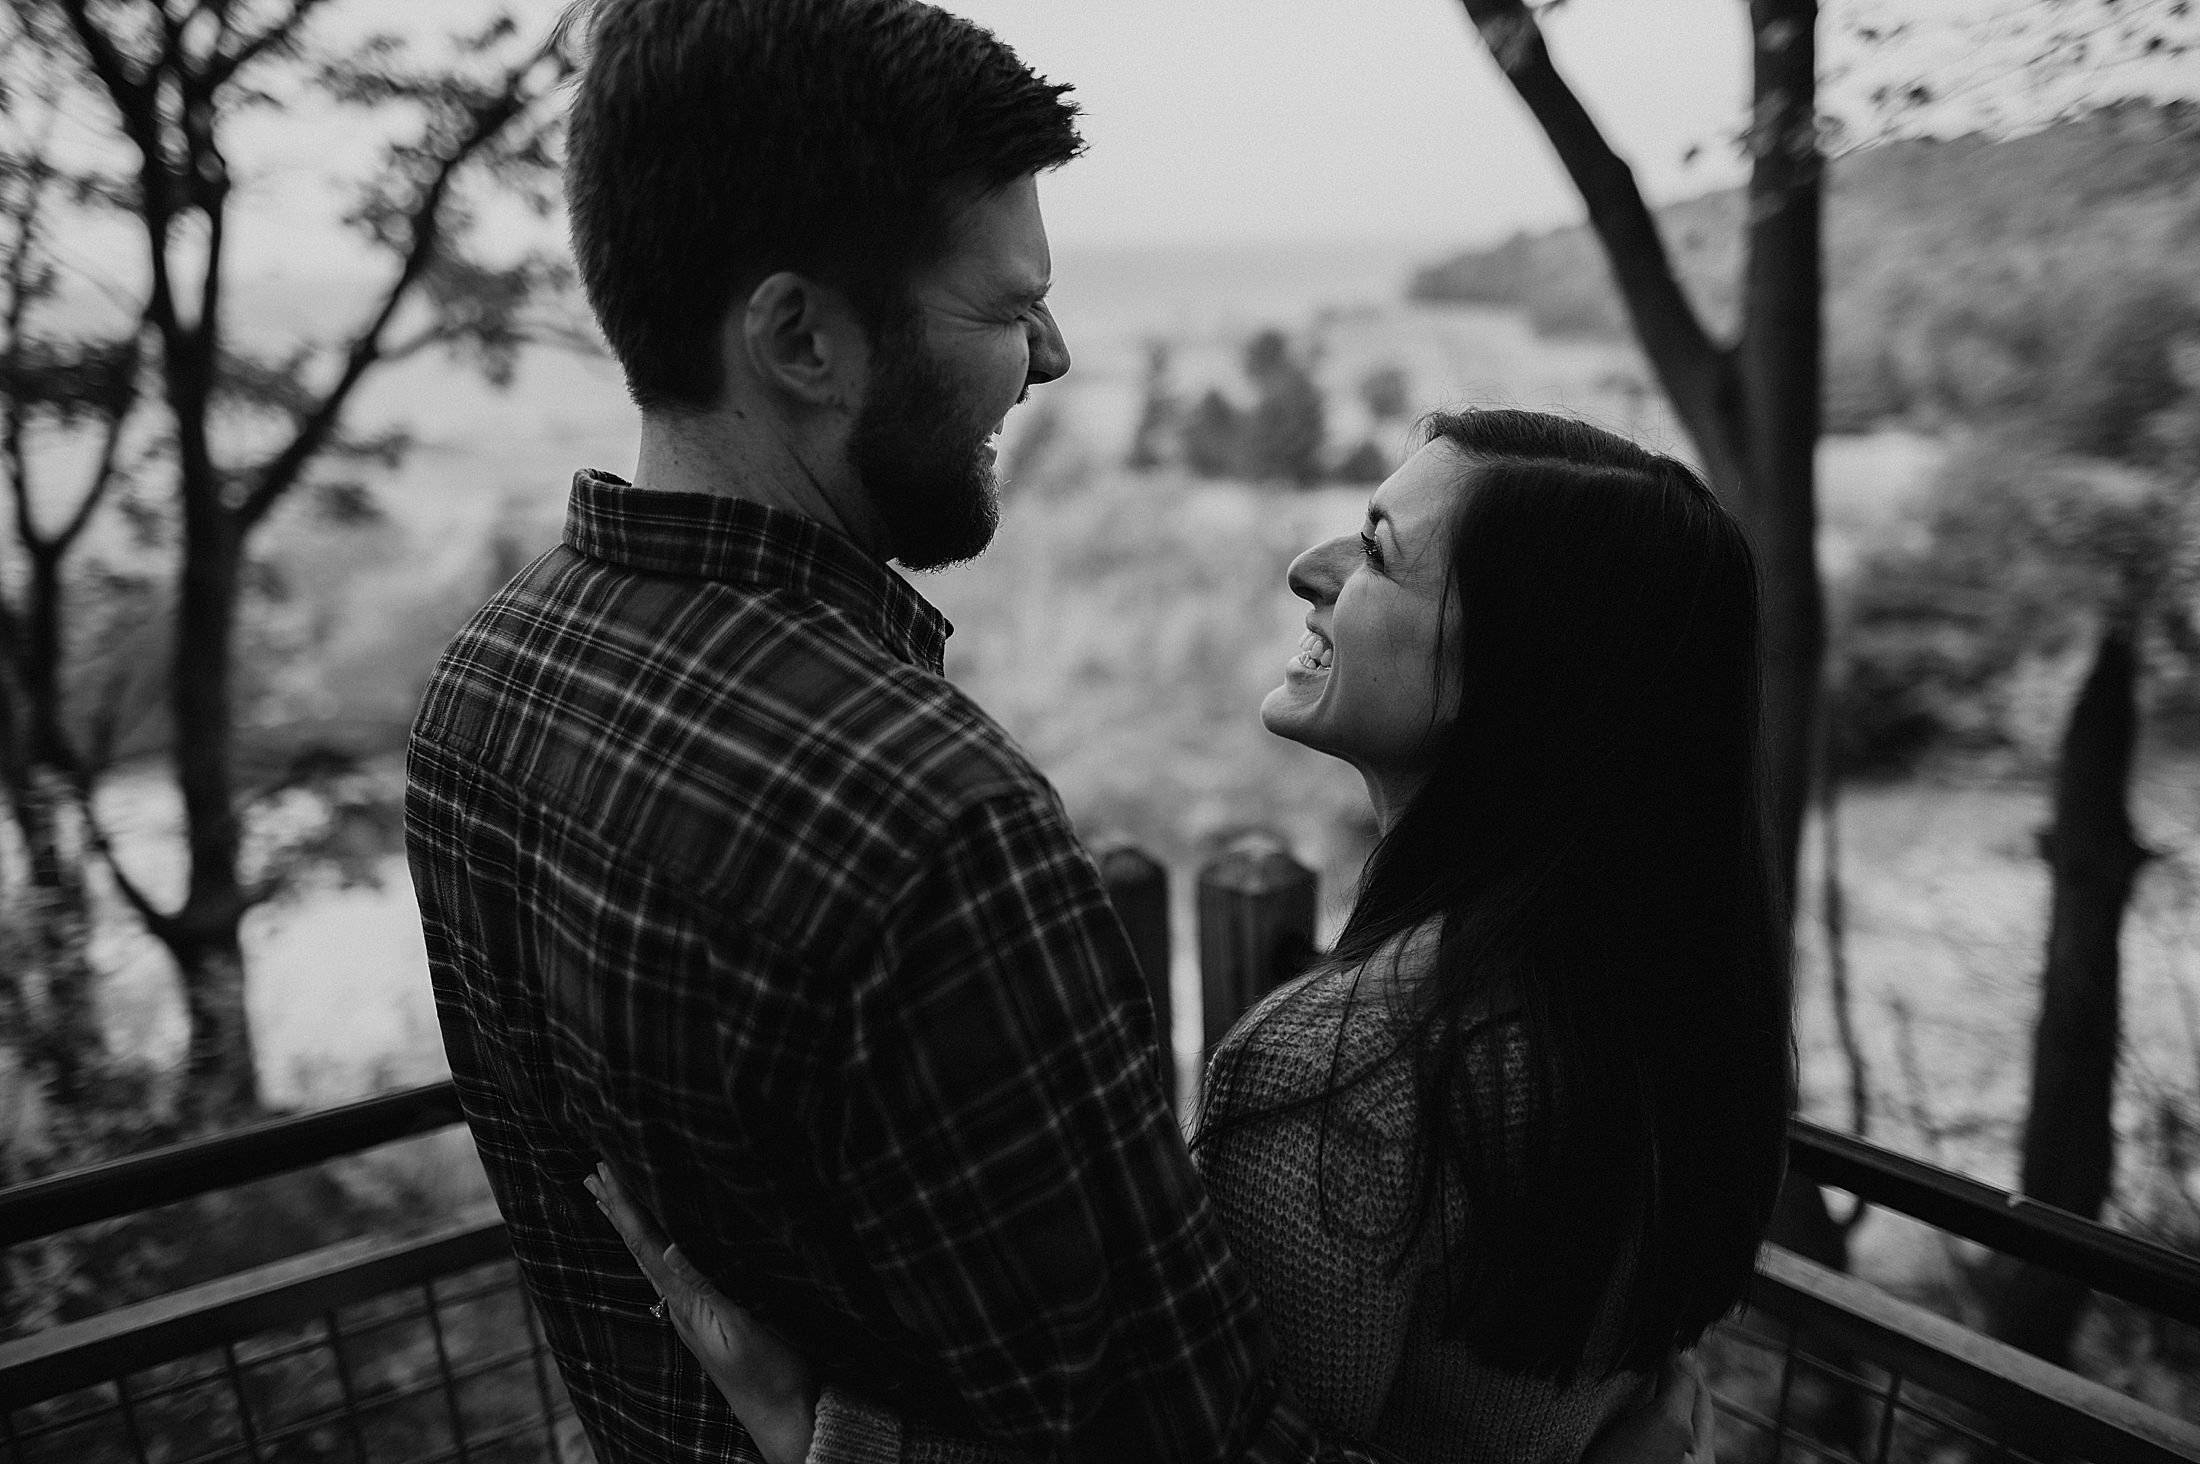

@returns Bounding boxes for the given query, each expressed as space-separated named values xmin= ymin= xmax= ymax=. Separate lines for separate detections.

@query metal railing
xmin=1 ymin=1204 xmax=581 ymax=1463
xmin=0 ymin=1084 xmax=465 ymax=1250
xmin=4 ymin=835 xmax=2198 ymax=1462
xmin=5 ymin=1078 xmax=2198 ymax=1464
xmin=1715 ymin=1248 xmax=2200 ymax=1464
xmin=1786 ymin=1125 xmax=2200 ymax=1332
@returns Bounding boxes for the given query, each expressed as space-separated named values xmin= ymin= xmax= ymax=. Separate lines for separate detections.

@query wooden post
xmin=1096 ymin=841 xmax=1174 ymax=1110
xmin=1197 ymin=831 xmax=1316 ymax=1065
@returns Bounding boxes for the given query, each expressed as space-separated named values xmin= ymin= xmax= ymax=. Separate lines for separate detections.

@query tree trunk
xmin=173 ymin=931 xmax=256 ymax=1120
xmin=10 ymin=778 xmax=102 ymax=1100
xmin=1739 ymin=0 xmax=1826 ymax=908
xmin=1984 ymin=623 xmax=2149 ymax=1365
xmin=1 ymin=551 xmax=104 ymax=1103
xmin=163 ymin=405 xmax=260 ymax=1122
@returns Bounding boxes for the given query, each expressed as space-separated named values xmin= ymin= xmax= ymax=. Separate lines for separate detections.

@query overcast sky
xmin=934 ymin=0 xmax=1758 ymax=249
xmin=256 ymin=0 xmax=1764 ymax=266
xmin=197 ymin=0 xmax=2183 ymax=284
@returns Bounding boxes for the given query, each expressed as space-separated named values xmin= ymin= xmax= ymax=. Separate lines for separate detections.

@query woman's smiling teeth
xmin=1293 ymin=629 xmax=1333 ymax=672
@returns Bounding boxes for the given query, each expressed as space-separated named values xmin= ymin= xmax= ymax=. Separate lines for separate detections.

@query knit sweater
xmin=807 ymin=962 xmax=1652 ymax=1462
xmin=1197 ymin=966 xmax=1651 ymax=1463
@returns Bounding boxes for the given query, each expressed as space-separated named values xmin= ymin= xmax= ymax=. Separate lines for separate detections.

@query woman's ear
xmin=735 ymin=271 xmax=866 ymax=411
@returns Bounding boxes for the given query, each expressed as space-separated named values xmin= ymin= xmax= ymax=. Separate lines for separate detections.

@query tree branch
xmin=1453 ymin=0 xmax=1746 ymax=490
xmin=53 ymin=363 xmax=141 ymax=555
xmin=74 ymin=786 xmax=180 ymax=941
xmin=53 ymin=0 xmax=152 ymax=116
xmin=205 ymin=0 xmax=331 ymax=91
xmin=237 ymin=56 xmax=546 ymax=529
xmin=56 ymin=0 xmax=187 ymax=348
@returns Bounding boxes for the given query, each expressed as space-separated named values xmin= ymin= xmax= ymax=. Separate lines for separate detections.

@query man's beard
xmin=847 ymin=319 xmax=1001 ymax=572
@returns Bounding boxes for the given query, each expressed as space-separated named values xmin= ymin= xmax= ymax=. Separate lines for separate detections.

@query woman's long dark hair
xmin=1199 ymin=409 xmax=1793 ymax=1382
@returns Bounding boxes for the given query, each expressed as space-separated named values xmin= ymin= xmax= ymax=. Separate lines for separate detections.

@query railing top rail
xmin=1789 ymin=1120 xmax=2200 ymax=1331
xmin=6 ymin=1080 xmax=2196 ymax=1338
xmin=0 ymin=1080 xmax=464 ymax=1249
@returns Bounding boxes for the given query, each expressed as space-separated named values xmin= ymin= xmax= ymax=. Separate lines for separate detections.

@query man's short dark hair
xmin=564 ymin=0 xmax=1084 ymax=413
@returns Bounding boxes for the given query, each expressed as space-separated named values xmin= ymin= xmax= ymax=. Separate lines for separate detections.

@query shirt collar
xmin=561 ymin=470 xmax=952 ymax=673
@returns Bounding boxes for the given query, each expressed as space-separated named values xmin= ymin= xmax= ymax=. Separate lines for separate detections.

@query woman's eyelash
xmin=1359 ymin=531 xmax=1383 ymax=568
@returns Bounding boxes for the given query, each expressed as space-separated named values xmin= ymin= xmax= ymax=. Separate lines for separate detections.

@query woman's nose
xmin=1286 ymin=536 xmax=1351 ymax=606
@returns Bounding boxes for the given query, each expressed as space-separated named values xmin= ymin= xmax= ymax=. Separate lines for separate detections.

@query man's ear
xmin=736 ymin=271 xmax=865 ymax=411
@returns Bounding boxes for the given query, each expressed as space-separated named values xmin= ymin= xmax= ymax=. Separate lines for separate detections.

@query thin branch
xmin=237 ymin=55 xmax=548 ymax=528
xmin=1453 ymin=0 xmax=1744 ymax=486
xmin=205 ymin=0 xmax=331 ymax=90
xmin=377 ymin=322 xmax=461 ymax=366
xmin=56 ymin=0 xmax=186 ymax=348
xmin=67 ymin=776 xmax=179 ymax=941
xmin=53 ymin=364 xmax=141 ymax=554
xmin=53 ymin=0 xmax=152 ymax=115
xmin=1816 ymin=761 xmax=1870 ymax=1141
xmin=1 ymin=136 xmax=55 ymax=555
xmin=0 ymin=582 xmax=24 ymax=682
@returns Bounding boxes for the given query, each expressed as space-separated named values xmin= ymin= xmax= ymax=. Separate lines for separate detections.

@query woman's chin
xmin=1259 ymin=682 xmax=1319 ymax=746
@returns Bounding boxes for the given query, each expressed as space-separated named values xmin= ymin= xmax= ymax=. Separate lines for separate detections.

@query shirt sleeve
xmin=820 ymin=788 xmax=1409 ymax=1464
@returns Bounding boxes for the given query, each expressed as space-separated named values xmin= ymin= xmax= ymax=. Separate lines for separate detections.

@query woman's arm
xmin=1197 ymin=1064 xmax=1423 ymax=1433
xmin=590 ymin=1163 xmax=1029 ymax=1464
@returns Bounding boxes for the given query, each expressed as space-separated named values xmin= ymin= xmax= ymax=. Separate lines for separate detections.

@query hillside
xmin=1409 ymin=102 xmax=2200 ymax=432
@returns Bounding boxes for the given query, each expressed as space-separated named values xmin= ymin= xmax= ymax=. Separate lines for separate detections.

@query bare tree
xmin=17 ymin=0 xmax=575 ymax=1123
xmin=0 ymin=5 xmax=146 ymax=1105
xmin=1980 ymin=356 xmax=2200 ymax=1365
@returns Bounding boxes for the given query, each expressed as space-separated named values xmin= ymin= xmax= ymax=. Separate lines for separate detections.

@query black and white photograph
xmin=2 ymin=2 xmax=2198 ymax=1461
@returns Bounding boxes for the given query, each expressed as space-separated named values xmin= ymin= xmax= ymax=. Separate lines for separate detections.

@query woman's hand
xmin=586 ymin=1162 xmax=820 ymax=1464
xmin=1584 ymin=1352 xmax=1717 ymax=1464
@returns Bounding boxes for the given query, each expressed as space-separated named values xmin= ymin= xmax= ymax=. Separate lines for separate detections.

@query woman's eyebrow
xmin=1365 ymin=503 xmax=1393 ymax=533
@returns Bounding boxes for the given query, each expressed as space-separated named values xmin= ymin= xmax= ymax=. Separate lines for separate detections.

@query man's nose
xmin=1026 ymin=302 xmax=1070 ymax=385
xmin=1286 ymin=535 xmax=1351 ymax=605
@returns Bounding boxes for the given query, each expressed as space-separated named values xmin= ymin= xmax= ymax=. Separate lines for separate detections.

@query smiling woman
xmin=1214 ymin=410 xmax=1792 ymax=1412
xmin=1260 ymin=439 xmax=1470 ymax=829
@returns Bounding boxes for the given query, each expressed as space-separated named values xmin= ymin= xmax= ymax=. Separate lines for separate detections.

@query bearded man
xmin=411 ymin=0 xmax=1321 ymax=1457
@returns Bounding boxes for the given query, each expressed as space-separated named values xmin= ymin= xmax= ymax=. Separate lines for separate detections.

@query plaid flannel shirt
xmin=407 ymin=473 xmax=1393 ymax=1463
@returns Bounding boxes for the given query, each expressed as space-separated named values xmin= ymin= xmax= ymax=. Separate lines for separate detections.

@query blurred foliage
xmin=1357 ymin=364 xmax=1412 ymax=425
xmin=1411 ymin=102 xmax=2200 ymax=436
xmin=929 ymin=467 xmax=1377 ymax=902
xmin=1125 ymin=340 xmax=1178 ymax=471
xmin=1829 ymin=431 xmax=2197 ymax=773
xmin=1170 ymin=329 xmax=1327 ymax=485
xmin=1134 ymin=327 xmax=1405 ymax=488
xmin=1238 ymin=330 xmax=1328 ymax=484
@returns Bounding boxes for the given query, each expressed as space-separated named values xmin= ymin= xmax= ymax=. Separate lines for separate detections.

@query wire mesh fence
xmin=1711 ymin=1305 xmax=2033 ymax=1464
xmin=1704 ymin=1248 xmax=2200 ymax=1464
xmin=8 ymin=1233 xmax=2197 ymax=1464
xmin=2 ymin=1254 xmax=589 ymax=1464
xmin=5 ymin=1075 xmax=2198 ymax=1464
